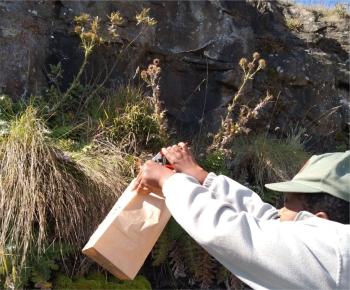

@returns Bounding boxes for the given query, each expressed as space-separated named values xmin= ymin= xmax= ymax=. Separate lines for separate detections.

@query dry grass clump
xmin=0 ymin=107 xmax=129 ymax=285
xmin=285 ymin=18 xmax=304 ymax=31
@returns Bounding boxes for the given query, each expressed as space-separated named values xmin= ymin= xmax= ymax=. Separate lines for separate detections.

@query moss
xmin=54 ymin=273 xmax=152 ymax=290
xmin=54 ymin=274 xmax=72 ymax=289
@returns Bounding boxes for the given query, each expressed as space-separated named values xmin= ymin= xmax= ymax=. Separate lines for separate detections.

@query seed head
xmin=74 ymin=25 xmax=82 ymax=34
xmin=91 ymin=16 xmax=100 ymax=34
xmin=136 ymin=8 xmax=157 ymax=26
xmin=239 ymin=58 xmax=248 ymax=68
xmin=109 ymin=11 xmax=124 ymax=26
xmin=74 ymin=13 xmax=91 ymax=25
xmin=253 ymin=52 xmax=260 ymax=60
xmin=258 ymin=59 xmax=267 ymax=69
xmin=140 ymin=70 xmax=148 ymax=80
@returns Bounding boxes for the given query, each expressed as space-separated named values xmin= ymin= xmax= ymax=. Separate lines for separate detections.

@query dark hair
xmin=301 ymin=193 xmax=349 ymax=224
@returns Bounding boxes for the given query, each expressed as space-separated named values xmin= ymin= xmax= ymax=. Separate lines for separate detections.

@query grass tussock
xmin=230 ymin=132 xmax=310 ymax=192
xmin=0 ymin=106 xmax=129 ymax=282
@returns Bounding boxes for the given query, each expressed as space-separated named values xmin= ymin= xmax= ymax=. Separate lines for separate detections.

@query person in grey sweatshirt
xmin=134 ymin=144 xmax=350 ymax=290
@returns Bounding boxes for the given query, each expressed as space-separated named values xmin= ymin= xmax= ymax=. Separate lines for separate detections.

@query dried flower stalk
xmin=212 ymin=52 xmax=267 ymax=149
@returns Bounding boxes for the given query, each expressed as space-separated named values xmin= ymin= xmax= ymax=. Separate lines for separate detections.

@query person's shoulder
xmin=295 ymin=211 xmax=349 ymax=233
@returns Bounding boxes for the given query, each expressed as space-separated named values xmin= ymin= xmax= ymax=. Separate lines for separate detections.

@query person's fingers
xmin=178 ymin=142 xmax=190 ymax=154
xmin=162 ymin=147 xmax=173 ymax=163
xmin=135 ymin=179 xmax=148 ymax=194
xmin=170 ymin=144 xmax=182 ymax=155
xmin=131 ymin=172 xmax=142 ymax=191
xmin=138 ymin=185 xmax=151 ymax=195
xmin=161 ymin=147 xmax=167 ymax=155
xmin=162 ymin=146 xmax=179 ymax=164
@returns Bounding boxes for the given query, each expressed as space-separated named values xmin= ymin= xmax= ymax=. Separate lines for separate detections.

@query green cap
xmin=265 ymin=151 xmax=350 ymax=202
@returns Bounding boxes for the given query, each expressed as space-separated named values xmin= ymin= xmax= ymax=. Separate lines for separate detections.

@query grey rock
xmin=0 ymin=0 xmax=348 ymax=151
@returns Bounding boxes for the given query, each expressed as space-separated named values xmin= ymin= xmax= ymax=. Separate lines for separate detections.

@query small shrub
xmin=285 ymin=18 xmax=303 ymax=31
xmin=110 ymin=103 xmax=166 ymax=152
xmin=96 ymin=82 xmax=168 ymax=154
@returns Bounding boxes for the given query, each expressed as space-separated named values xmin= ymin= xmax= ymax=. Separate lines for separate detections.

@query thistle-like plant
xmin=140 ymin=59 xmax=168 ymax=141
xmin=211 ymin=52 xmax=267 ymax=150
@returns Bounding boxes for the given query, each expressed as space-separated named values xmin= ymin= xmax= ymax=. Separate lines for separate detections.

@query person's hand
xmin=161 ymin=142 xmax=208 ymax=184
xmin=133 ymin=160 xmax=174 ymax=196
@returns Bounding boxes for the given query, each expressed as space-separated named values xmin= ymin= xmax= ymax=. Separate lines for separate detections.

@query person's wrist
xmin=159 ymin=170 xmax=175 ymax=188
xmin=190 ymin=165 xmax=208 ymax=184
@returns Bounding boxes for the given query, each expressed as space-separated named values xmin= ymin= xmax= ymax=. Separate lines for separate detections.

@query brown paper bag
xmin=82 ymin=180 xmax=171 ymax=280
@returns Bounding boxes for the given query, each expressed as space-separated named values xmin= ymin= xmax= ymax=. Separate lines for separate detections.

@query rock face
xmin=0 ymin=0 xmax=348 ymax=150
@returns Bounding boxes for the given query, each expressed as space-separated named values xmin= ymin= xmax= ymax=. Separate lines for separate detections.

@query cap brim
xmin=265 ymin=181 xmax=321 ymax=193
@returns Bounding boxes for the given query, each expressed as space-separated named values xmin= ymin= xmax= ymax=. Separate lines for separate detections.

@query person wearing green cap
xmin=134 ymin=143 xmax=349 ymax=290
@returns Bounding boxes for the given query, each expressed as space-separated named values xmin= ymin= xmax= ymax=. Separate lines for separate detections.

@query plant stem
xmin=50 ymin=49 xmax=90 ymax=114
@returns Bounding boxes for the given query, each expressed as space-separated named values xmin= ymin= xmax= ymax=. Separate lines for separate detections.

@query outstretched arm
xmin=161 ymin=173 xmax=340 ymax=290
xmin=133 ymin=149 xmax=341 ymax=289
xmin=161 ymin=142 xmax=277 ymax=219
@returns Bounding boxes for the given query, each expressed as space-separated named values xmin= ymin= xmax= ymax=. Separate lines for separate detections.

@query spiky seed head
xmin=136 ymin=8 xmax=157 ymax=26
xmin=253 ymin=52 xmax=260 ymax=60
xmin=74 ymin=13 xmax=91 ymax=25
xmin=239 ymin=58 xmax=248 ymax=68
xmin=91 ymin=16 xmax=100 ymax=34
xmin=140 ymin=70 xmax=148 ymax=80
xmin=74 ymin=26 xmax=82 ymax=34
xmin=258 ymin=59 xmax=267 ymax=69
xmin=148 ymin=64 xmax=156 ymax=70
xmin=109 ymin=11 xmax=124 ymax=26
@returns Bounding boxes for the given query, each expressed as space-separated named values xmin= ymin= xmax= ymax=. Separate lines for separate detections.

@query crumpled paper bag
xmin=82 ymin=180 xmax=171 ymax=280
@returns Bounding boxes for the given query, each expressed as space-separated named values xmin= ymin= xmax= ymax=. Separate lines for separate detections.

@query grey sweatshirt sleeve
xmin=201 ymin=172 xmax=279 ymax=220
xmin=162 ymin=173 xmax=344 ymax=290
